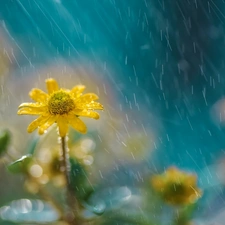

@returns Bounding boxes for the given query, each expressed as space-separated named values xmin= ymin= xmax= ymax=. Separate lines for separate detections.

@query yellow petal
xmin=77 ymin=93 xmax=99 ymax=102
xmin=17 ymin=107 xmax=47 ymax=115
xmin=186 ymin=174 xmax=197 ymax=186
xmin=73 ymin=109 xmax=100 ymax=119
xmin=71 ymin=85 xmax=85 ymax=98
xmin=68 ymin=116 xmax=87 ymax=134
xmin=57 ymin=117 xmax=68 ymax=137
xmin=29 ymin=88 xmax=48 ymax=102
xmin=76 ymin=102 xmax=103 ymax=110
xmin=46 ymin=78 xmax=59 ymax=94
xmin=27 ymin=116 xmax=50 ymax=133
xmin=38 ymin=116 xmax=56 ymax=135
xmin=18 ymin=102 xmax=44 ymax=109
xmin=89 ymin=102 xmax=103 ymax=110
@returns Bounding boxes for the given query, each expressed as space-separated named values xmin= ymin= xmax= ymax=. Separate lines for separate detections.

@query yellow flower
xmin=18 ymin=78 xmax=103 ymax=137
xmin=151 ymin=167 xmax=202 ymax=205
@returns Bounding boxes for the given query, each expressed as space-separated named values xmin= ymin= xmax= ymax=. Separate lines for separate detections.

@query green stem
xmin=173 ymin=207 xmax=189 ymax=225
xmin=60 ymin=136 xmax=80 ymax=225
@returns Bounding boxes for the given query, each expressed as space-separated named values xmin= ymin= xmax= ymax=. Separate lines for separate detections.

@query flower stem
xmin=60 ymin=136 xmax=80 ymax=225
xmin=173 ymin=208 xmax=190 ymax=225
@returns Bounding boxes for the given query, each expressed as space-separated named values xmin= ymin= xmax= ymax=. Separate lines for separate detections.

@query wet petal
xmin=27 ymin=116 xmax=50 ymax=133
xmin=57 ymin=117 xmax=68 ymax=137
xmin=76 ymin=102 xmax=103 ymax=110
xmin=17 ymin=106 xmax=47 ymax=115
xmin=46 ymin=78 xmax=59 ymax=94
xmin=18 ymin=102 xmax=44 ymax=109
xmin=38 ymin=116 xmax=56 ymax=135
xmin=73 ymin=109 xmax=100 ymax=119
xmin=18 ymin=103 xmax=47 ymax=115
xmin=29 ymin=88 xmax=48 ymax=102
xmin=71 ymin=85 xmax=85 ymax=98
xmin=186 ymin=174 xmax=197 ymax=186
xmin=151 ymin=176 xmax=165 ymax=190
xmin=68 ymin=116 xmax=87 ymax=134
xmin=76 ymin=93 xmax=99 ymax=103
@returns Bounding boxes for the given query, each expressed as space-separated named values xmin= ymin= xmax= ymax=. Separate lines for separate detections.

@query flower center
xmin=167 ymin=182 xmax=185 ymax=196
xmin=48 ymin=90 xmax=75 ymax=115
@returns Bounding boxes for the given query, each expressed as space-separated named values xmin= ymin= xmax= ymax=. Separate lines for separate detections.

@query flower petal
xmin=76 ymin=102 xmax=103 ymax=110
xmin=18 ymin=103 xmax=47 ymax=115
xmin=27 ymin=116 xmax=50 ymax=133
xmin=77 ymin=93 xmax=99 ymax=102
xmin=71 ymin=85 xmax=86 ymax=98
xmin=17 ymin=107 xmax=47 ymax=115
xmin=46 ymin=78 xmax=59 ymax=94
xmin=73 ymin=109 xmax=100 ymax=119
xmin=29 ymin=88 xmax=48 ymax=102
xmin=68 ymin=116 xmax=87 ymax=134
xmin=38 ymin=116 xmax=56 ymax=135
xmin=57 ymin=117 xmax=69 ymax=137
xmin=18 ymin=102 xmax=44 ymax=109
xmin=186 ymin=174 xmax=197 ymax=186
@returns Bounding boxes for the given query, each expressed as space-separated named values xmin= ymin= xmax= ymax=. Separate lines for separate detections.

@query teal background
xmin=1 ymin=0 xmax=225 ymax=183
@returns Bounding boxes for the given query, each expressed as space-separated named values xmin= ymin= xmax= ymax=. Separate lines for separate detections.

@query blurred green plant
xmin=0 ymin=129 xmax=11 ymax=156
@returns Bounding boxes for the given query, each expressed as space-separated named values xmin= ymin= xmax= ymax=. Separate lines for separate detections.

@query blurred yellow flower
xmin=18 ymin=78 xmax=103 ymax=137
xmin=151 ymin=167 xmax=202 ymax=205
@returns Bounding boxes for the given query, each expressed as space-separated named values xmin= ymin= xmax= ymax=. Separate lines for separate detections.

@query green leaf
xmin=82 ymin=200 xmax=106 ymax=218
xmin=174 ymin=203 xmax=198 ymax=225
xmin=0 ymin=129 xmax=11 ymax=156
xmin=88 ymin=186 xmax=133 ymax=211
xmin=82 ymin=186 xmax=136 ymax=219
xmin=0 ymin=199 xmax=59 ymax=223
xmin=26 ymin=134 xmax=40 ymax=155
xmin=0 ymin=220 xmax=19 ymax=225
xmin=7 ymin=155 xmax=33 ymax=174
xmin=69 ymin=158 xmax=94 ymax=201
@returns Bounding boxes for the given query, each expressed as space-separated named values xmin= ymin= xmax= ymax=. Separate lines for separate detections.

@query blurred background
xmin=1 ymin=0 xmax=225 ymax=224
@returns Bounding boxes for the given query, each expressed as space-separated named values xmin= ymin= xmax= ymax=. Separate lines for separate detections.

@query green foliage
xmin=26 ymin=134 xmax=40 ymax=155
xmin=7 ymin=155 xmax=33 ymax=174
xmin=0 ymin=220 xmax=19 ymax=225
xmin=173 ymin=204 xmax=198 ymax=225
xmin=0 ymin=129 xmax=11 ymax=156
xmin=69 ymin=158 xmax=94 ymax=202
